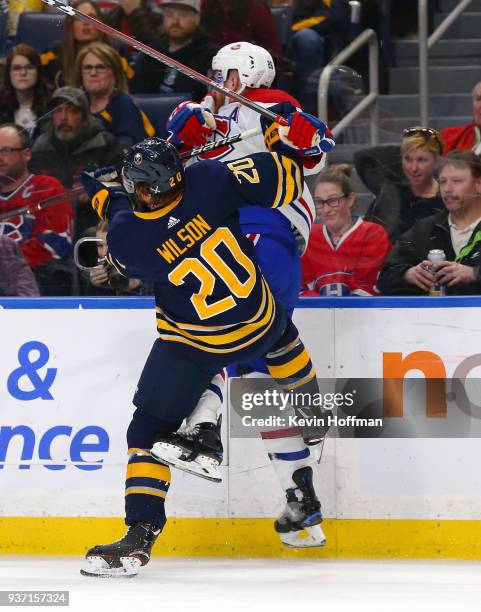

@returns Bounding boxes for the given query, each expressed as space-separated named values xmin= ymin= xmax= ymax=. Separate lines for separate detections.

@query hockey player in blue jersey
xmin=78 ymin=109 xmax=331 ymax=577
xmin=157 ymin=42 xmax=335 ymax=548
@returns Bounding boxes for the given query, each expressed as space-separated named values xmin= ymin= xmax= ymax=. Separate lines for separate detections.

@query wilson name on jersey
xmin=101 ymin=151 xmax=303 ymax=354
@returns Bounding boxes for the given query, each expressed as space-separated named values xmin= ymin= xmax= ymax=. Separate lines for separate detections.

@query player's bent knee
xmin=127 ymin=408 xmax=178 ymax=449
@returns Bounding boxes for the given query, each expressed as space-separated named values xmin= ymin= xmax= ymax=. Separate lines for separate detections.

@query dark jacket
xmin=130 ymin=31 xmax=219 ymax=101
xmin=378 ymin=210 xmax=481 ymax=296
xmin=0 ymin=236 xmax=40 ymax=297
xmin=30 ymin=117 xmax=125 ymax=236
xmin=292 ymin=0 xmax=350 ymax=35
xmin=354 ymin=144 xmax=444 ymax=243
xmin=202 ymin=0 xmax=282 ymax=64
xmin=105 ymin=4 xmax=163 ymax=44
xmin=91 ymin=90 xmax=156 ymax=146
xmin=30 ymin=116 xmax=124 ymax=188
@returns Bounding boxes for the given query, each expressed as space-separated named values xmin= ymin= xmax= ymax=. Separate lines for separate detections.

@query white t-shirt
xmin=449 ymin=215 xmax=481 ymax=256
xmin=14 ymin=106 xmax=37 ymax=134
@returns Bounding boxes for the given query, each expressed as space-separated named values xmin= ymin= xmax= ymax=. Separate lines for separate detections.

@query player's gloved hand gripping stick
xmin=262 ymin=111 xmax=335 ymax=157
xmin=81 ymin=108 xmax=335 ymax=225
xmin=166 ymin=102 xmax=335 ymax=157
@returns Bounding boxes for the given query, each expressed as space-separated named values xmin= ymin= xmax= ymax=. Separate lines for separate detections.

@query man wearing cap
xmin=30 ymin=86 xmax=124 ymax=237
xmin=130 ymin=0 xmax=219 ymax=101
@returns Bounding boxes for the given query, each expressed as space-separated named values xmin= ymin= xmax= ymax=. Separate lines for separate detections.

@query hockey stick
xmin=0 ymin=186 xmax=84 ymax=223
xmin=314 ymin=437 xmax=325 ymax=465
xmin=0 ymin=126 xmax=260 ymax=224
xmin=41 ymin=0 xmax=288 ymax=127
xmin=180 ymin=127 xmax=261 ymax=160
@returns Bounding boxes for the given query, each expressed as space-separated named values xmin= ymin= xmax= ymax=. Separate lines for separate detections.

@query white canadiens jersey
xmin=198 ymin=89 xmax=325 ymax=254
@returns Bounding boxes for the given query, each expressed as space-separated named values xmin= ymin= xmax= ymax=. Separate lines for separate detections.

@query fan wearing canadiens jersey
xmin=164 ymin=42 xmax=335 ymax=549
xmin=0 ymin=124 xmax=73 ymax=294
xmin=302 ymin=165 xmax=391 ymax=297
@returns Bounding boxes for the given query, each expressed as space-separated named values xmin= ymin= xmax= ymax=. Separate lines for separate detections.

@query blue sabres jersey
xmin=86 ymin=151 xmax=303 ymax=355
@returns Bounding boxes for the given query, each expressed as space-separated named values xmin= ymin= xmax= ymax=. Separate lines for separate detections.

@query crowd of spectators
xmin=40 ymin=0 xmax=134 ymax=88
xmin=1 ymin=0 xmax=481 ymax=299
xmin=379 ymin=151 xmax=481 ymax=296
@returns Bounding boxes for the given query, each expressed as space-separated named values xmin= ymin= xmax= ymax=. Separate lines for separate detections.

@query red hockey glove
xmin=279 ymin=112 xmax=335 ymax=156
xmin=166 ymin=101 xmax=216 ymax=147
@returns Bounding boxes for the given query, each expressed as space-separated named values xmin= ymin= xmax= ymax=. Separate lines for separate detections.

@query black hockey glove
xmin=80 ymin=167 xmax=124 ymax=220
xmin=106 ymin=264 xmax=130 ymax=292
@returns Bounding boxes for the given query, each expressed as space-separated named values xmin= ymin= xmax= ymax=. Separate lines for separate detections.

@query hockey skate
xmin=150 ymin=420 xmax=223 ymax=483
xmin=80 ymin=522 xmax=160 ymax=578
xmin=274 ymin=466 xmax=326 ymax=548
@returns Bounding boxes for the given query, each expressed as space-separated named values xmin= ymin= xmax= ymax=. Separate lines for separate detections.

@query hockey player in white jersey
xmin=152 ymin=42 xmax=335 ymax=549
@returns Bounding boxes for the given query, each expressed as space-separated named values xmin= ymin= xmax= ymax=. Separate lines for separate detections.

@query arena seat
xmin=16 ymin=12 xmax=66 ymax=52
xmin=135 ymin=93 xmax=191 ymax=139
xmin=0 ymin=11 xmax=7 ymax=57
xmin=270 ymin=5 xmax=293 ymax=48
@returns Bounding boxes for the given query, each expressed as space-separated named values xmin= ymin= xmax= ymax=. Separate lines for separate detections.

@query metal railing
xmin=318 ymin=28 xmax=379 ymax=145
xmin=419 ymin=0 xmax=473 ymax=125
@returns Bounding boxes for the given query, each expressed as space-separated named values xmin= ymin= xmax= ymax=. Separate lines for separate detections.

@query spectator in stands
xmin=201 ymin=0 xmax=282 ymax=65
xmin=0 ymin=235 xmax=40 ymax=296
xmin=440 ymin=81 xmax=481 ymax=155
xmin=301 ymin=164 xmax=391 ymax=296
xmin=289 ymin=0 xmax=350 ymax=113
xmin=74 ymin=42 xmax=155 ymax=145
xmin=30 ymin=86 xmax=124 ymax=236
xmin=130 ymin=0 xmax=218 ymax=101
xmin=83 ymin=219 xmax=148 ymax=295
xmin=0 ymin=44 xmax=51 ymax=136
xmin=104 ymin=0 xmax=163 ymax=43
xmin=379 ymin=151 xmax=481 ymax=296
xmin=355 ymin=126 xmax=445 ymax=242
xmin=0 ymin=123 xmax=74 ymax=295
xmin=41 ymin=0 xmax=134 ymax=88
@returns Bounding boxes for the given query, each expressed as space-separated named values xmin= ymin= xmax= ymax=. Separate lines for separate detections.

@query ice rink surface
xmin=1 ymin=557 xmax=481 ymax=612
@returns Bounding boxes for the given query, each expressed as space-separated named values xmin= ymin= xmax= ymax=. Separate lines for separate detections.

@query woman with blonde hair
xmin=75 ymin=41 xmax=154 ymax=145
xmin=354 ymin=126 xmax=445 ymax=241
xmin=41 ymin=0 xmax=133 ymax=88
xmin=301 ymin=164 xmax=391 ymax=297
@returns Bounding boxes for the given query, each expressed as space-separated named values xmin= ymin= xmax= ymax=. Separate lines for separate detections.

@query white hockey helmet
xmin=211 ymin=42 xmax=276 ymax=92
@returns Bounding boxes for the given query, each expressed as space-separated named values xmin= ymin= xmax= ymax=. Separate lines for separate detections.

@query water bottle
xmin=428 ymin=249 xmax=446 ymax=296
